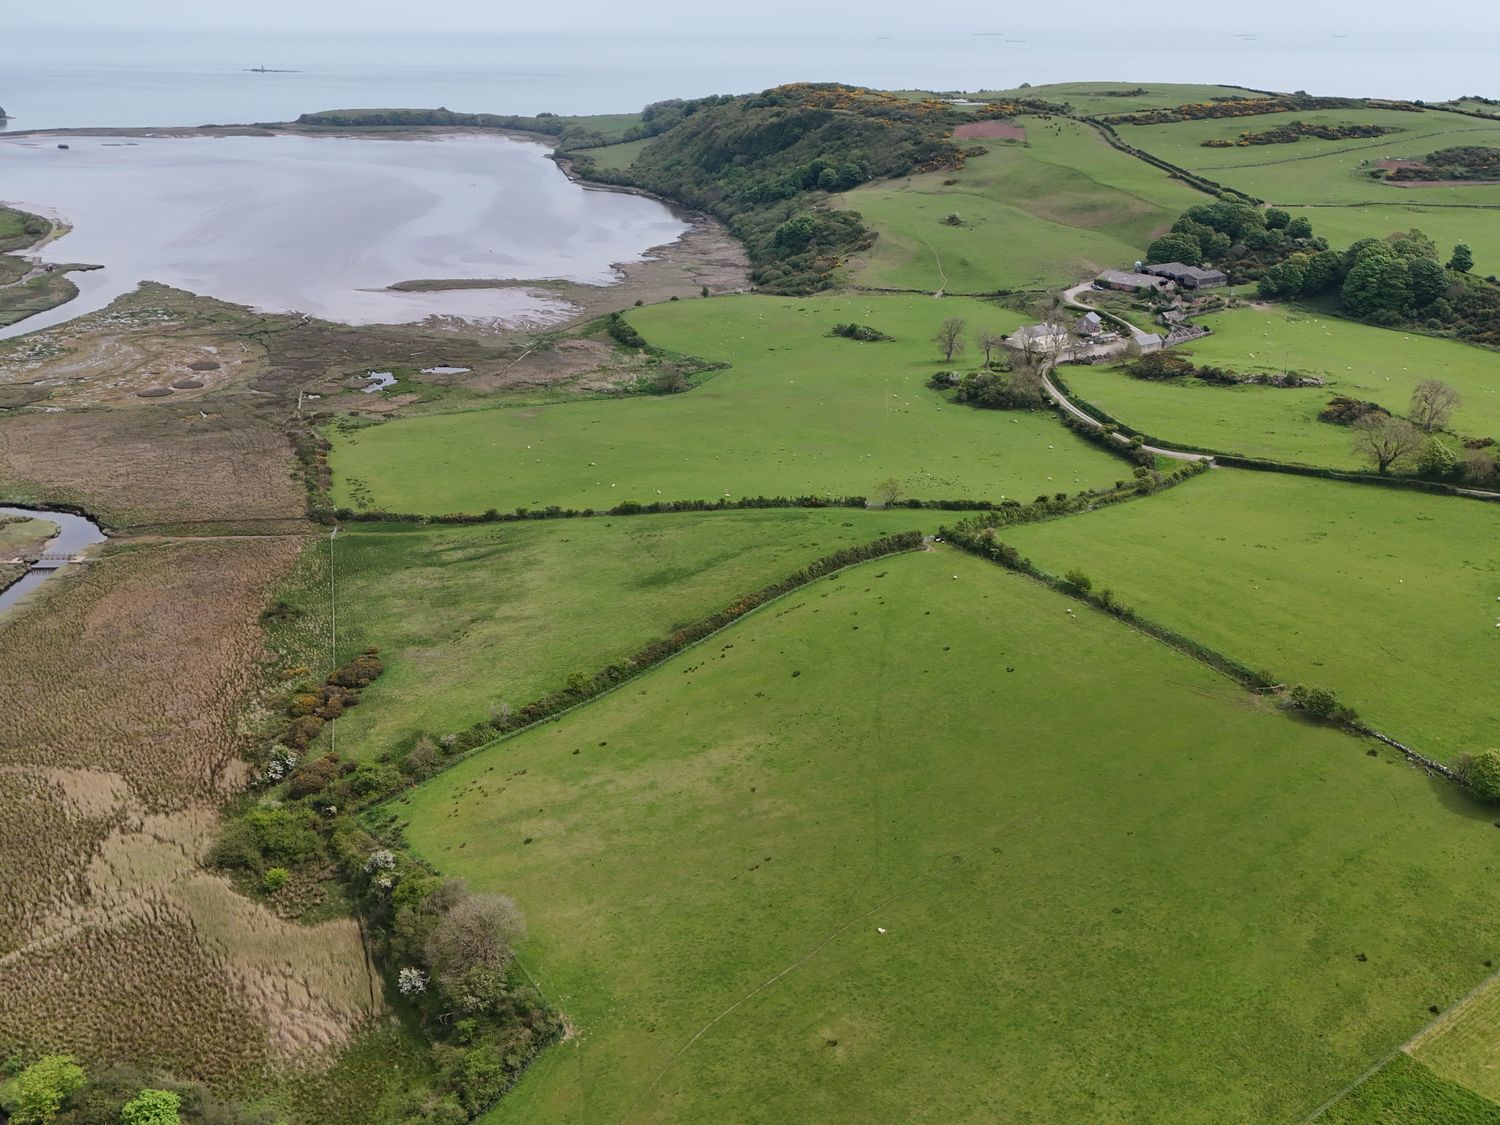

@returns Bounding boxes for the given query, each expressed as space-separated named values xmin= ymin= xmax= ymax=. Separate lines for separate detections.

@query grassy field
xmin=973 ymin=82 xmax=1273 ymax=117
xmin=393 ymin=546 xmax=1500 ymax=1123
xmin=1059 ymin=304 xmax=1500 ymax=466
xmin=294 ymin=509 xmax=916 ymax=759
xmin=0 ymin=270 xmax=79 ymax=330
xmin=848 ymin=117 xmax=1203 ymax=292
xmin=0 ymin=204 xmax=50 ymax=253
xmin=584 ymin=137 xmax=652 ymax=170
xmin=1005 ymin=469 xmax=1500 ymax=763
xmin=1115 ymin=107 xmax=1500 ymax=272
xmin=1317 ymin=1054 xmax=1500 ymax=1123
xmin=1411 ymin=972 xmax=1500 ymax=1104
xmin=0 ymin=514 xmax=55 ymax=552
xmin=327 ymin=294 xmax=1127 ymax=513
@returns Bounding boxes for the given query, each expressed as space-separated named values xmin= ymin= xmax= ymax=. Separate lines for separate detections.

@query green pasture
xmin=1412 ymin=969 xmax=1500 ymax=1105
xmin=1060 ymin=304 xmax=1500 ymax=466
xmin=976 ymin=82 xmax=1271 ymax=116
xmin=1115 ymin=107 xmax=1500 ymax=271
xmin=564 ymin=113 xmax=643 ymax=142
xmin=1006 ymin=469 xmax=1500 ymax=763
xmin=1317 ymin=1054 xmax=1500 ymax=1123
xmin=298 ymin=508 xmax=912 ymax=759
xmin=0 ymin=515 xmax=56 ymax=551
xmin=583 ymin=137 xmax=652 ymax=170
xmin=327 ymin=294 xmax=1126 ymax=514
xmin=394 ymin=546 xmax=1500 ymax=1123
xmin=848 ymin=117 xmax=1202 ymax=292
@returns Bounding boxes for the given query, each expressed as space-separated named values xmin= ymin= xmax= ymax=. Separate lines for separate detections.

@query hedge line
xmin=315 ymin=494 xmax=869 ymax=525
xmin=1048 ymin=372 xmax=1500 ymax=501
xmin=942 ymin=524 xmax=1279 ymax=691
xmin=408 ymin=531 xmax=926 ymax=759
xmin=927 ymin=459 xmax=1210 ymax=539
xmin=1212 ymin=454 xmax=1500 ymax=500
xmin=1081 ymin=117 xmax=1263 ymax=204
xmin=312 ymin=493 xmax=1130 ymax=526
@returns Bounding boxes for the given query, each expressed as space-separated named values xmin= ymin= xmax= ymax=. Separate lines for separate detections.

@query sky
xmin=14 ymin=0 xmax=1494 ymax=35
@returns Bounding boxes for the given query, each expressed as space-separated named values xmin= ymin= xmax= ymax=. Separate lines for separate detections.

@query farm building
xmin=1006 ymin=321 xmax=1072 ymax=353
xmin=1142 ymin=262 xmax=1228 ymax=289
xmin=1095 ymin=269 xmax=1172 ymax=292
xmin=1077 ymin=311 xmax=1104 ymax=336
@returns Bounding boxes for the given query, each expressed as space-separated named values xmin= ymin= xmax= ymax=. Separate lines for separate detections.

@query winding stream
xmin=0 ymin=506 xmax=107 ymax=614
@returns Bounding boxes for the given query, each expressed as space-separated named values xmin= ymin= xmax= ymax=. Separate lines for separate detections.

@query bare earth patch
xmin=954 ymin=120 xmax=1027 ymax=141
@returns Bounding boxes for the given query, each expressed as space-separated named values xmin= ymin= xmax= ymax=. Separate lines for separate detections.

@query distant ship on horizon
xmin=246 ymin=65 xmax=301 ymax=74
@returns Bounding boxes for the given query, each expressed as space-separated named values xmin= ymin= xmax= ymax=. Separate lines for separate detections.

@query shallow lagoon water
xmin=0 ymin=133 xmax=688 ymax=337
xmin=0 ymin=506 xmax=108 ymax=615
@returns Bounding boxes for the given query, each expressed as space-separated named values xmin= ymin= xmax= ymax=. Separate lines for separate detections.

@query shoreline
xmin=0 ymin=125 xmax=749 ymax=338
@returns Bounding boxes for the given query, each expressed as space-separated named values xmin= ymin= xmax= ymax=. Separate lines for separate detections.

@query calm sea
xmin=2 ymin=27 xmax=1495 ymax=132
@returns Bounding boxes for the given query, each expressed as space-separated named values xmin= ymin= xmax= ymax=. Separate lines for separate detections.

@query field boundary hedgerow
xmin=368 ymin=531 xmax=927 ymax=766
xmin=1079 ymin=116 xmax=1264 ymax=203
xmin=217 ymin=531 xmax=929 ymax=1119
xmin=1047 ymin=370 xmax=1500 ymax=503
xmin=942 ymin=523 xmax=1476 ymax=788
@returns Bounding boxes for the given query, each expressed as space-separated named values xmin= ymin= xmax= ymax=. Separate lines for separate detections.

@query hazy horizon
xmin=3 ymin=23 xmax=1497 ymax=133
xmin=13 ymin=0 xmax=1497 ymax=36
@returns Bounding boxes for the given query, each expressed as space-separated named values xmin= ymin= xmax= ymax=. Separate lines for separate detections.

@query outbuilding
xmin=1095 ymin=269 xmax=1172 ymax=292
xmin=1142 ymin=262 xmax=1228 ymax=289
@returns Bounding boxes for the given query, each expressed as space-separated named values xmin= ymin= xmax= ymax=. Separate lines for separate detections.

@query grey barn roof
xmin=1096 ymin=269 xmax=1170 ymax=288
xmin=1142 ymin=262 xmax=1228 ymax=284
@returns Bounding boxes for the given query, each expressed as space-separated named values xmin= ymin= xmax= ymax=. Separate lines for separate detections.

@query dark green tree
xmin=1259 ymin=258 xmax=1307 ymax=299
xmin=1343 ymin=246 xmax=1412 ymax=318
xmin=1286 ymin=216 xmax=1314 ymax=239
xmin=1146 ymin=233 xmax=1203 ymax=265
xmin=1408 ymin=257 xmax=1449 ymax=307
xmin=1264 ymin=207 xmax=1291 ymax=229
xmin=1391 ymin=228 xmax=1438 ymax=261
xmin=1448 ymin=243 xmax=1474 ymax=272
xmin=1300 ymin=249 xmax=1344 ymax=294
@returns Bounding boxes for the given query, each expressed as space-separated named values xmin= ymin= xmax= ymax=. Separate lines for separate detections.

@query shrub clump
xmin=1288 ymin=684 xmax=1359 ymax=727
xmin=1458 ymin=749 xmax=1500 ymax=800
xmin=830 ymin=322 xmax=893 ymax=342
xmin=1318 ymin=395 xmax=1390 ymax=426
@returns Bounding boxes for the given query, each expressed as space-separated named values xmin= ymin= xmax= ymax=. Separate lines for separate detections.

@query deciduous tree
xmin=1448 ymin=243 xmax=1474 ymax=272
xmin=977 ymin=329 xmax=1005 ymax=365
xmin=1351 ymin=415 xmax=1423 ymax=474
xmin=1407 ymin=257 xmax=1449 ymax=308
xmin=1409 ymin=378 xmax=1461 ymax=432
xmin=12 ymin=1055 xmax=87 ymax=1125
xmin=933 ymin=317 xmax=966 ymax=362
xmin=121 ymin=1089 xmax=182 ymax=1125
xmin=1146 ymin=233 xmax=1203 ymax=266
